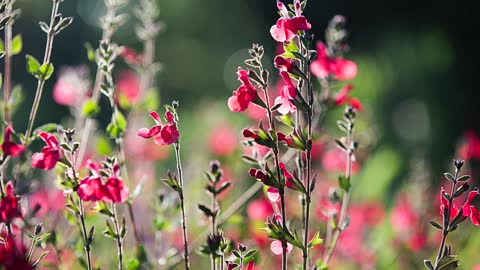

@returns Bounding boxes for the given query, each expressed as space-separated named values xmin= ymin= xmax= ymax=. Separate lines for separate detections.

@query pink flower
xmin=228 ymin=68 xmax=258 ymax=112
xmin=267 ymin=187 xmax=280 ymax=203
xmin=1 ymin=126 xmax=25 ymax=158
xmin=118 ymin=46 xmax=143 ymax=65
xmin=0 ymin=231 xmax=32 ymax=270
xmin=247 ymin=198 xmax=273 ymax=221
xmin=310 ymin=42 xmax=357 ymax=80
xmin=32 ymin=132 xmax=61 ymax=170
xmin=322 ymin=148 xmax=359 ymax=174
xmin=0 ymin=181 xmax=22 ymax=223
xmin=53 ymin=66 xmax=90 ymax=106
xmin=77 ymin=161 xmax=129 ymax=203
xmin=137 ymin=111 xmax=179 ymax=145
xmin=274 ymin=71 xmax=297 ymax=114
xmin=391 ymin=195 xmax=419 ymax=233
xmin=458 ymin=130 xmax=480 ymax=161
xmin=439 ymin=187 xmax=459 ymax=219
xmin=274 ymin=56 xmax=296 ymax=74
xmin=102 ymin=164 xmax=129 ymax=203
xmin=208 ymin=125 xmax=237 ymax=156
xmin=270 ymin=240 xmax=293 ymax=255
xmin=28 ymin=189 xmax=64 ymax=218
xmin=334 ymin=85 xmax=363 ymax=111
xmin=270 ymin=1 xmax=311 ymax=42
xmin=116 ymin=70 xmax=141 ymax=104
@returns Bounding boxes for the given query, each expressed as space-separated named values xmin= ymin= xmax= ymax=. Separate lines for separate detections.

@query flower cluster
xmin=77 ymin=159 xmax=129 ymax=203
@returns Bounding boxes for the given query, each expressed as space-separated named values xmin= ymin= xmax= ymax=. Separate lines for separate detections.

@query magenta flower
xmin=228 ymin=68 xmax=259 ymax=112
xmin=310 ymin=42 xmax=357 ymax=80
xmin=1 ymin=125 xmax=25 ymax=158
xmin=0 ymin=231 xmax=32 ymax=270
xmin=137 ymin=111 xmax=179 ymax=145
xmin=0 ymin=181 xmax=22 ymax=223
xmin=32 ymin=132 xmax=61 ymax=170
xmin=334 ymin=84 xmax=364 ymax=111
xmin=274 ymin=71 xmax=297 ymax=115
xmin=77 ymin=161 xmax=129 ymax=203
xmin=270 ymin=1 xmax=311 ymax=42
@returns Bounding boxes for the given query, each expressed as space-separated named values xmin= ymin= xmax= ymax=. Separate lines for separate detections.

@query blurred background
xmin=3 ymin=0 xmax=480 ymax=269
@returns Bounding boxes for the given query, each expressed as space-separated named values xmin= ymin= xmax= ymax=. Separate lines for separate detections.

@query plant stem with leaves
xmin=24 ymin=0 xmax=72 ymax=142
xmin=324 ymin=107 xmax=357 ymax=265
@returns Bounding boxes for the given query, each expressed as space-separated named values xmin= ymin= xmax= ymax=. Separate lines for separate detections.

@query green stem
xmin=174 ymin=142 xmax=190 ymax=270
xmin=24 ymin=0 xmax=61 ymax=142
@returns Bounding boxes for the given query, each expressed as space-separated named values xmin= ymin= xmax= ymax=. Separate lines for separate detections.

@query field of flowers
xmin=1 ymin=0 xmax=480 ymax=269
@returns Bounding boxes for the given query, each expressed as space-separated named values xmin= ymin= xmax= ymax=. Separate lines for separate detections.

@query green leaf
xmin=0 ymin=39 xmax=4 ymax=54
xmin=12 ymin=34 xmax=22 ymax=55
xmin=424 ymin=260 xmax=434 ymax=270
xmin=307 ymin=231 xmax=324 ymax=248
xmin=444 ymin=173 xmax=455 ymax=182
xmin=26 ymin=54 xmax=41 ymax=75
xmin=429 ymin=220 xmax=443 ymax=230
xmin=338 ymin=175 xmax=351 ymax=192
xmin=39 ymin=63 xmax=54 ymax=80
xmin=243 ymin=249 xmax=257 ymax=259
xmin=82 ymin=99 xmax=100 ymax=118
xmin=457 ymin=175 xmax=471 ymax=182
xmin=84 ymin=42 xmax=96 ymax=62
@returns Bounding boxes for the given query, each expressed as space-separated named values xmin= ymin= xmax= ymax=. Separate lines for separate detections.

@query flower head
xmin=310 ymin=42 xmax=357 ymax=80
xmin=137 ymin=111 xmax=179 ymax=145
xmin=270 ymin=1 xmax=311 ymax=42
xmin=1 ymin=126 xmax=25 ymax=158
xmin=0 ymin=181 xmax=22 ymax=223
xmin=274 ymin=71 xmax=297 ymax=114
xmin=228 ymin=68 xmax=259 ymax=112
xmin=32 ymin=132 xmax=61 ymax=170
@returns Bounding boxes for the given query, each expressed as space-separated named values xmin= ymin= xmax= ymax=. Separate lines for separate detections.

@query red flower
xmin=310 ymin=42 xmax=357 ymax=80
xmin=274 ymin=56 xmax=296 ymax=74
xmin=0 ymin=181 xmax=22 ymax=223
xmin=118 ymin=46 xmax=143 ymax=65
xmin=0 ymin=231 xmax=32 ymax=270
xmin=77 ymin=161 xmax=129 ymax=203
xmin=274 ymin=71 xmax=297 ymax=114
xmin=334 ymin=84 xmax=363 ymax=111
xmin=137 ymin=111 xmax=179 ymax=145
xmin=1 ymin=126 xmax=25 ymax=158
xmin=228 ymin=68 xmax=258 ymax=112
xmin=439 ymin=187 xmax=459 ymax=219
xmin=270 ymin=1 xmax=311 ymax=42
xmin=31 ymin=132 xmax=61 ymax=170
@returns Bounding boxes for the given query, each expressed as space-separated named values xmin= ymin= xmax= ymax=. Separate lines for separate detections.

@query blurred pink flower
xmin=116 ymin=70 xmax=141 ymax=104
xmin=391 ymin=195 xmax=419 ymax=233
xmin=118 ymin=46 xmax=143 ymax=65
xmin=334 ymin=84 xmax=363 ymax=111
xmin=458 ymin=130 xmax=480 ymax=161
xmin=29 ymin=188 xmax=64 ymax=218
xmin=208 ymin=124 xmax=237 ymax=156
xmin=0 ymin=230 xmax=32 ymax=270
xmin=247 ymin=198 xmax=273 ymax=221
xmin=270 ymin=240 xmax=293 ymax=255
xmin=311 ymin=42 xmax=357 ymax=81
xmin=53 ymin=66 xmax=90 ymax=106
xmin=322 ymin=148 xmax=359 ymax=174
